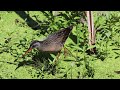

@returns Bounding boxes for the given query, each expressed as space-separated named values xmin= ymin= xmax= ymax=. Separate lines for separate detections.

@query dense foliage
xmin=0 ymin=11 xmax=120 ymax=79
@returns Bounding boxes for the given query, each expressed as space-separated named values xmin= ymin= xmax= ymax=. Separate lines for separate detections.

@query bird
xmin=22 ymin=25 xmax=73 ymax=62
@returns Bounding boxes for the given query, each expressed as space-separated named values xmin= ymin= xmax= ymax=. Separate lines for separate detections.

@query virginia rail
xmin=22 ymin=25 xmax=73 ymax=62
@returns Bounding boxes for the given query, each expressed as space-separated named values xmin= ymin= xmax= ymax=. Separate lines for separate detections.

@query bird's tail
xmin=61 ymin=25 xmax=73 ymax=44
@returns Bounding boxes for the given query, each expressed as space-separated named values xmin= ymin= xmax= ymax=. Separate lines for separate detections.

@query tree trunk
xmin=86 ymin=11 xmax=96 ymax=54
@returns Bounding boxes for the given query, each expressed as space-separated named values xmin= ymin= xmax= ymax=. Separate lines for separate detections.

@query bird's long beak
xmin=22 ymin=47 xmax=32 ymax=57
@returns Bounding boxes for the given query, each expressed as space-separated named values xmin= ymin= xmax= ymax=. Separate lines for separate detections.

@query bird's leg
xmin=54 ymin=51 xmax=61 ymax=64
xmin=63 ymin=44 xmax=72 ymax=58
xmin=64 ymin=47 xmax=68 ymax=58
xmin=56 ymin=51 xmax=61 ymax=60
xmin=64 ymin=47 xmax=77 ymax=60
xmin=54 ymin=46 xmax=69 ymax=63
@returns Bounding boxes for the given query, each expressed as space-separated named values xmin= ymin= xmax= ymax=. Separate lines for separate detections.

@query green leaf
xmin=87 ymin=45 xmax=96 ymax=50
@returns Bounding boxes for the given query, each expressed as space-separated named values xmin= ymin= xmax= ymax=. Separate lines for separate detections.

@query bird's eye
xmin=32 ymin=45 xmax=36 ymax=48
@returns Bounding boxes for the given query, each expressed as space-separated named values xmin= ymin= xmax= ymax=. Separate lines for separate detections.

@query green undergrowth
xmin=0 ymin=11 xmax=120 ymax=79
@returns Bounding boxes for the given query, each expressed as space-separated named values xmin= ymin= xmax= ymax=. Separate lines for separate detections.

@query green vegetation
xmin=0 ymin=11 xmax=120 ymax=79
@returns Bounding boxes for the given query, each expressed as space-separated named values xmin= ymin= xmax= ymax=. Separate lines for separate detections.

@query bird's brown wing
xmin=43 ymin=25 xmax=73 ymax=45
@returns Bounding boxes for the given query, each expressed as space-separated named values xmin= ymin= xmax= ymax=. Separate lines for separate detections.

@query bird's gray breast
xmin=37 ymin=43 xmax=63 ymax=52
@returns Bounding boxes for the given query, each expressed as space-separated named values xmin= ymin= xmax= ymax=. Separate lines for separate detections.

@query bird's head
xmin=30 ymin=40 xmax=41 ymax=49
xmin=22 ymin=40 xmax=41 ymax=57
